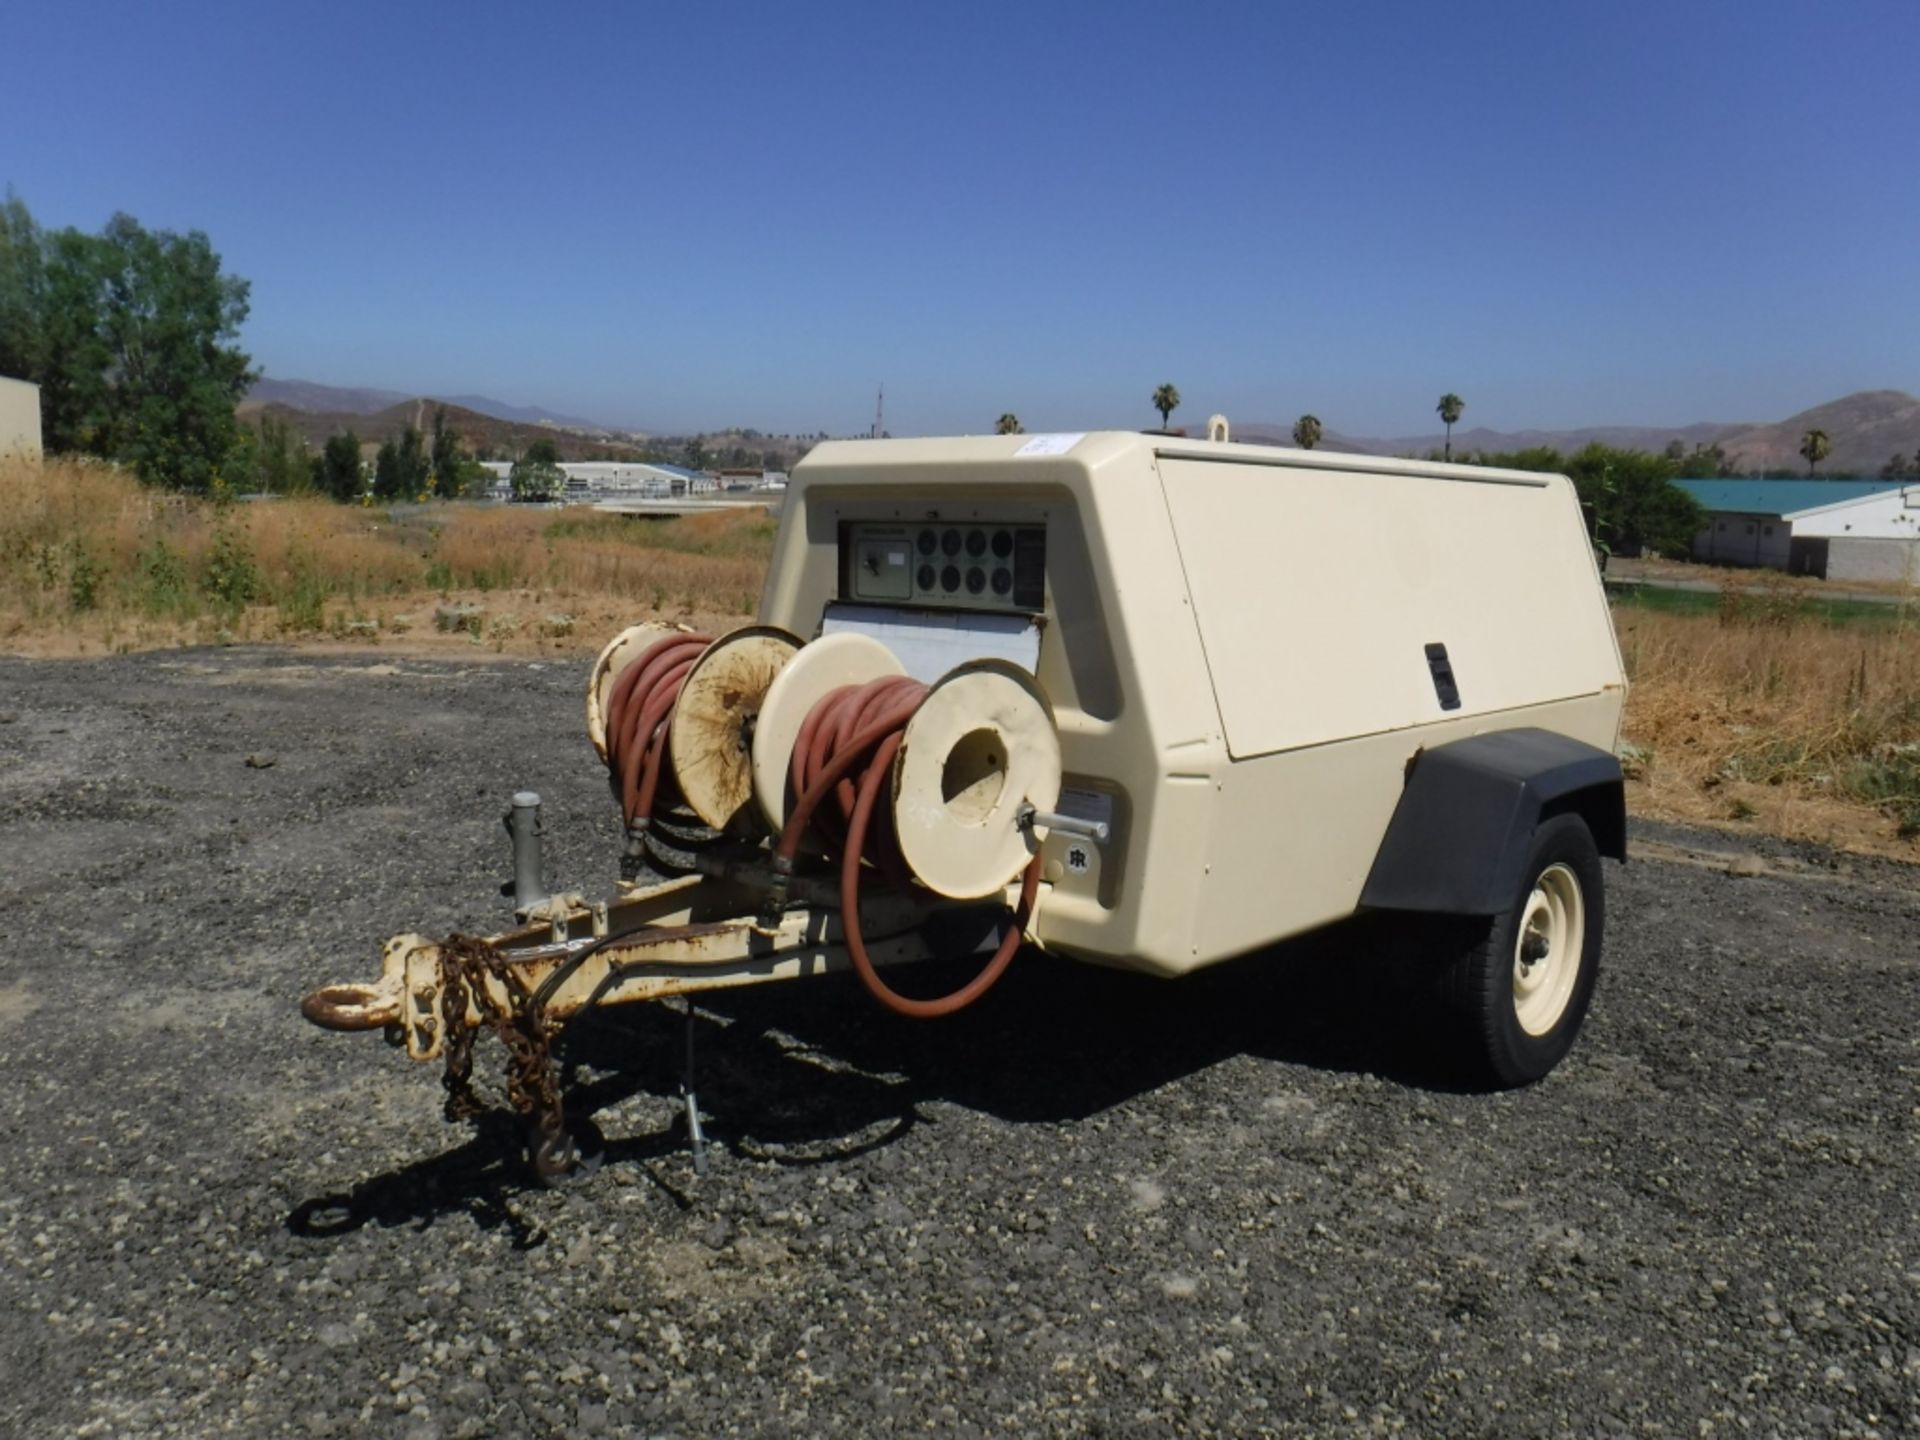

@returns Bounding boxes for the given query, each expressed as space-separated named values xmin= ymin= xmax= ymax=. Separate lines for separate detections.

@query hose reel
xmin=589 ymin=625 xmax=1063 ymax=1012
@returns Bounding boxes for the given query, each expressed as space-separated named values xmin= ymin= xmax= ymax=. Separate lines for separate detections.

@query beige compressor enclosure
xmin=306 ymin=430 xmax=1629 ymax=1180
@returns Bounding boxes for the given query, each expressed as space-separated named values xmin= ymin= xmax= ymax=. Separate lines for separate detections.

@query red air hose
xmin=603 ymin=633 xmax=713 ymax=830
xmin=776 ymin=675 xmax=1041 ymax=1018
xmin=604 ymin=644 xmax=1038 ymax=1017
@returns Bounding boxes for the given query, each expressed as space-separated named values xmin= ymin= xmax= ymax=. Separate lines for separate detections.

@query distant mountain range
xmin=246 ymin=376 xmax=1920 ymax=478
xmin=246 ymin=397 xmax=649 ymax=464
xmin=244 ymin=377 xmax=621 ymax=436
xmin=1238 ymin=390 xmax=1920 ymax=476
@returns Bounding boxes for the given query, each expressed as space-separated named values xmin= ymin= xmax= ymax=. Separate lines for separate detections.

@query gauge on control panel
xmin=842 ymin=521 xmax=1047 ymax=611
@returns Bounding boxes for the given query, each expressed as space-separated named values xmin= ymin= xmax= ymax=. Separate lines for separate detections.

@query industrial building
xmin=0 ymin=376 xmax=43 ymax=459
xmin=477 ymin=460 xmax=716 ymax=501
xmin=1674 ymin=479 xmax=1920 ymax=585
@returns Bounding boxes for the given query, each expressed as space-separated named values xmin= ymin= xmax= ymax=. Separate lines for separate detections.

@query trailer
xmin=304 ymin=429 xmax=1627 ymax=1180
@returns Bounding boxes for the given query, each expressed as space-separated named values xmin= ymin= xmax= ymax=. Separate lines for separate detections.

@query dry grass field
xmin=0 ymin=456 xmax=772 ymax=655
xmin=1616 ymin=601 xmax=1920 ymax=854
xmin=5 ymin=457 xmax=1916 ymax=856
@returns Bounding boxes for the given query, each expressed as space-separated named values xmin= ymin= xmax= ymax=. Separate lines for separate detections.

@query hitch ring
xmin=301 ymin=983 xmax=402 ymax=1032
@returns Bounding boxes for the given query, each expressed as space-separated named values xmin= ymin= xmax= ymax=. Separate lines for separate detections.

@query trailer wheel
xmin=1437 ymin=813 xmax=1602 ymax=1088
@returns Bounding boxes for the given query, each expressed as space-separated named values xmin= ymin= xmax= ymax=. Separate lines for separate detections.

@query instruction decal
xmin=1014 ymin=433 xmax=1086 ymax=457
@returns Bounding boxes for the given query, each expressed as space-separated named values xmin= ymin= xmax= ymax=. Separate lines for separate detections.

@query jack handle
xmin=1017 ymin=803 xmax=1109 ymax=847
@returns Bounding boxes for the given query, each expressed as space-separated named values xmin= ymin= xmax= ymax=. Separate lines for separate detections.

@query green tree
xmin=429 ymin=406 xmax=464 ymax=496
xmin=1477 ymin=443 xmax=1705 ymax=557
xmin=1880 ymin=452 xmax=1916 ymax=480
xmin=1436 ymin=393 xmax=1465 ymax=460
xmin=372 ymin=424 xmax=429 ymax=499
xmin=683 ymin=436 xmax=708 ymax=471
xmin=1799 ymin=428 xmax=1831 ymax=476
xmin=252 ymin=411 xmax=309 ymax=494
xmin=509 ymin=450 xmax=566 ymax=502
xmin=373 ymin=438 xmax=400 ymax=499
xmin=1152 ymin=383 xmax=1180 ymax=430
xmin=224 ymin=423 xmax=259 ymax=495
xmin=315 ymin=431 xmax=363 ymax=502
xmin=996 ymin=413 xmax=1023 ymax=435
xmin=1681 ymin=442 xmax=1733 ymax=478
xmin=1291 ymin=414 xmax=1323 ymax=450
xmin=15 ymin=203 xmax=255 ymax=490
xmin=370 ymin=425 xmax=424 ymax=500
xmin=0 ymin=191 xmax=47 ymax=381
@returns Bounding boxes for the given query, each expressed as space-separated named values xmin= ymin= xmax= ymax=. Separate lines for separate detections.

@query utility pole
xmin=872 ymin=384 xmax=884 ymax=440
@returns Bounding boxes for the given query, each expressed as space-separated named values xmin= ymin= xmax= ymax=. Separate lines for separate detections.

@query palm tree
xmin=1292 ymin=414 xmax=1323 ymax=450
xmin=1799 ymin=428 xmax=1832 ymax=477
xmin=1152 ymin=383 xmax=1181 ymax=430
xmin=995 ymin=413 xmax=1023 ymax=435
xmin=1436 ymin=393 xmax=1465 ymax=460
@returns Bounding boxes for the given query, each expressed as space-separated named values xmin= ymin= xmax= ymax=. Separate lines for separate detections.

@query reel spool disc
xmin=586 ymin=624 xmax=675 ymax=763
xmin=667 ymin=624 xmax=803 ymax=830
xmin=892 ymin=659 xmax=1061 ymax=900
xmin=751 ymin=631 xmax=906 ymax=832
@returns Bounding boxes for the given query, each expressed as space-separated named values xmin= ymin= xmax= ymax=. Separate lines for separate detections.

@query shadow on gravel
xmin=676 ymin=911 xmax=1479 ymax=1132
xmin=286 ymin=914 xmax=1475 ymax=1234
xmin=284 ymin=1100 xmax=709 ymax=1249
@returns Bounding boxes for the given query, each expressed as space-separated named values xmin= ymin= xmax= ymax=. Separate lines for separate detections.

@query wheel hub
xmin=1512 ymin=863 xmax=1585 ymax=1036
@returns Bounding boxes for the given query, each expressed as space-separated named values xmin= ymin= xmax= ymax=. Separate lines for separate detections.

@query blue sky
xmin=4 ymin=0 xmax=1914 ymax=437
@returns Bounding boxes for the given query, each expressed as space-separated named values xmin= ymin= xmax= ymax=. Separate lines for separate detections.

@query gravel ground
xmin=0 ymin=647 xmax=1915 ymax=1439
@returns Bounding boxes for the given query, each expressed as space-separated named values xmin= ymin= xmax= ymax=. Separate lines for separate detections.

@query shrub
xmin=203 ymin=523 xmax=259 ymax=608
xmin=67 ymin=541 xmax=101 ymax=612
xmin=138 ymin=539 xmax=191 ymax=615
xmin=277 ymin=567 xmax=326 ymax=632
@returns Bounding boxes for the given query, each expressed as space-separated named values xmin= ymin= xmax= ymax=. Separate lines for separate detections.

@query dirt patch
xmin=0 ymin=981 xmax=37 ymax=1021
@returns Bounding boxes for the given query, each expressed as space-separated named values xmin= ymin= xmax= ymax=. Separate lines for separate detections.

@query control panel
xmin=842 ymin=522 xmax=1046 ymax=612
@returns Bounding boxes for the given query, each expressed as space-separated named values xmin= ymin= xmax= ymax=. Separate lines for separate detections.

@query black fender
xmin=1359 ymin=727 xmax=1626 ymax=916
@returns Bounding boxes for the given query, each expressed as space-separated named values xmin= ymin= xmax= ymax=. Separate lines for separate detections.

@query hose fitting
xmin=619 ymin=820 xmax=652 ymax=882
xmin=757 ymin=852 xmax=795 ymax=929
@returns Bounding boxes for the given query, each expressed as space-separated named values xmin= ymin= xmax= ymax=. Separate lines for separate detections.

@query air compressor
xmin=303 ymin=429 xmax=1627 ymax=1180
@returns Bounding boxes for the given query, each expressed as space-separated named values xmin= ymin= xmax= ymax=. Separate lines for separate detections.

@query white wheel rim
xmin=1512 ymin=863 xmax=1585 ymax=1036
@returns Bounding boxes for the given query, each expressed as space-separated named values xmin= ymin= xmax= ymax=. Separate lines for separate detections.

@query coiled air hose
xmin=774 ymin=675 xmax=1040 ymax=1018
xmin=602 ymin=632 xmax=713 ymax=833
xmin=605 ymin=640 xmax=1039 ymax=1017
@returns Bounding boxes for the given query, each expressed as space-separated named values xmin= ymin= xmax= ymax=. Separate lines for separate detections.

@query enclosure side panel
xmin=1156 ymin=458 xmax=1622 ymax=759
xmin=1135 ymin=694 xmax=1624 ymax=974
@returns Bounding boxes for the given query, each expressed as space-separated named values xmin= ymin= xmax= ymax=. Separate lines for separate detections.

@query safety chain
xmin=436 ymin=934 xmax=576 ymax=1175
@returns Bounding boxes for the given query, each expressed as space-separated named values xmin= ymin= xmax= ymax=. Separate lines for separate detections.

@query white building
xmin=477 ymin=460 xmax=716 ymax=501
xmin=1675 ymin=480 xmax=1920 ymax=585
xmin=0 ymin=376 xmax=42 ymax=459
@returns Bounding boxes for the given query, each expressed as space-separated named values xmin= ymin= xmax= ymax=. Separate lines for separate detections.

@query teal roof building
xmin=1673 ymin=479 xmax=1906 ymax=516
xmin=1670 ymin=478 xmax=1920 ymax=584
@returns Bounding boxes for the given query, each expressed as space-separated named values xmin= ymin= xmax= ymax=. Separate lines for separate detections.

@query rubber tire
xmin=1435 ymin=812 xmax=1603 ymax=1089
